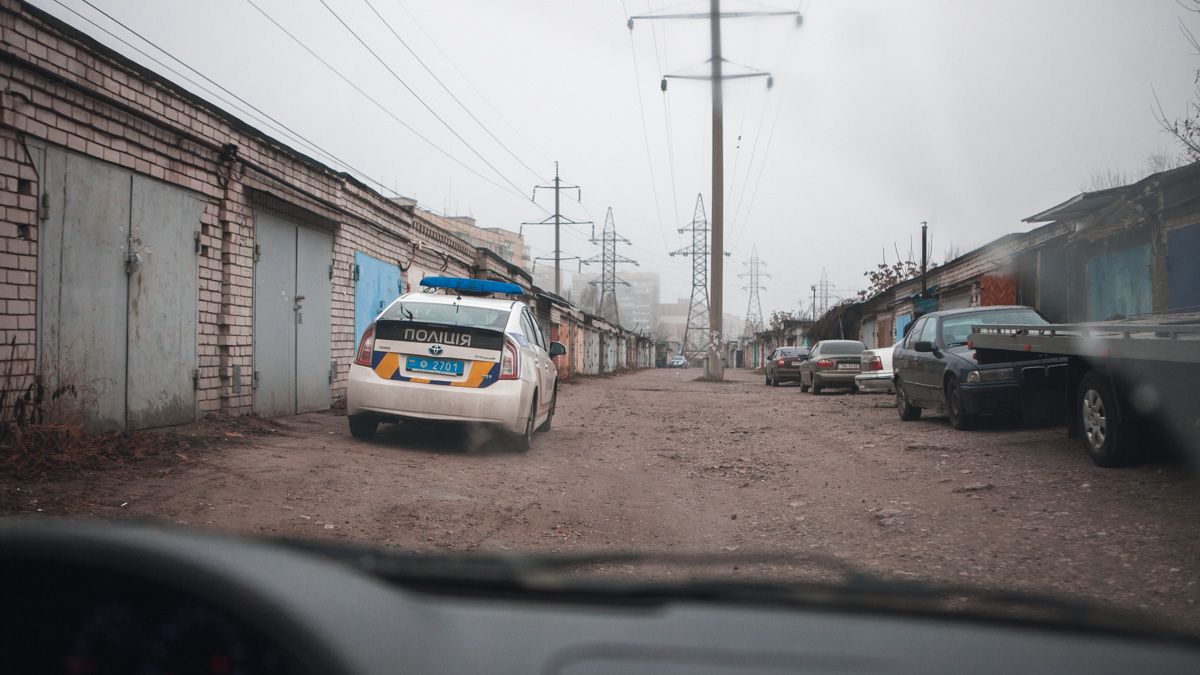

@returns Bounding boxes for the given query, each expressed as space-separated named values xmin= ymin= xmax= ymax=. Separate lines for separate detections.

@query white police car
xmin=346 ymin=277 xmax=564 ymax=451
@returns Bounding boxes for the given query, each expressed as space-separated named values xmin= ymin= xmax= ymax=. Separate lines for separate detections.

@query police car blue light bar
xmin=419 ymin=276 xmax=524 ymax=296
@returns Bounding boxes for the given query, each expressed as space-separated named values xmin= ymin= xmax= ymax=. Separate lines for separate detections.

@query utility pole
xmin=581 ymin=207 xmax=638 ymax=326
xmin=522 ymin=162 xmax=591 ymax=296
xmin=920 ymin=220 xmax=928 ymax=297
xmin=629 ymin=1 xmax=800 ymax=380
xmin=811 ymin=285 xmax=818 ymax=321
xmin=739 ymin=246 xmax=768 ymax=335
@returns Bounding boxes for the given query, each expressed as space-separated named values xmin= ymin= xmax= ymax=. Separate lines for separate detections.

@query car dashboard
xmin=3 ymin=520 xmax=1199 ymax=674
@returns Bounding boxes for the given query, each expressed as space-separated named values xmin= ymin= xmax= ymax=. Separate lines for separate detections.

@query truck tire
xmin=1078 ymin=371 xmax=1136 ymax=467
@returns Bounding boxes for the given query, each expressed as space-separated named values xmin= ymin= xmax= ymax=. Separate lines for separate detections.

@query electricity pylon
xmin=670 ymin=194 xmax=729 ymax=359
xmin=581 ymin=207 xmax=638 ymax=326
xmin=740 ymin=246 xmax=768 ymax=335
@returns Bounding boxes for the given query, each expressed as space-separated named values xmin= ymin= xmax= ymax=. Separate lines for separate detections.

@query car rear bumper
xmin=346 ymin=364 xmax=530 ymax=433
xmin=773 ymin=367 xmax=801 ymax=381
xmin=814 ymin=371 xmax=860 ymax=387
xmin=854 ymin=372 xmax=894 ymax=392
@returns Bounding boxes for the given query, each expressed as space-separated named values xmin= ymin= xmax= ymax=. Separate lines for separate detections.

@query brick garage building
xmin=0 ymin=0 xmax=516 ymax=429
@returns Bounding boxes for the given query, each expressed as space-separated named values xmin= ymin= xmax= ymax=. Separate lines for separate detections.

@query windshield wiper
xmin=272 ymin=540 xmax=1193 ymax=643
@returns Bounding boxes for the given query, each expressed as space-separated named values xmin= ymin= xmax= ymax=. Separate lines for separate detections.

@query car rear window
xmin=380 ymin=301 xmax=511 ymax=331
xmin=940 ymin=309 xmax=1047 ymax=347
xmin=820 ymin=341 xmax=866 ymax=355
xmin=779 ymin=348 xmax=807 ymax=357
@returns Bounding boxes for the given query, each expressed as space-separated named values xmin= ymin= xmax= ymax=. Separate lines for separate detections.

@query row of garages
xmin=738 ymin=159 xmax=1200 ymax=359
xmin=0 ymin=0 xmax=648 ymax=432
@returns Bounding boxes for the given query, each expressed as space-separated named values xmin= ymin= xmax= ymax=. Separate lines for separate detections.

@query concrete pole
xmin=554 ymin=162 xmax=561 ymax=297
xmin=706 ymin=0 xmax=725 ymax=380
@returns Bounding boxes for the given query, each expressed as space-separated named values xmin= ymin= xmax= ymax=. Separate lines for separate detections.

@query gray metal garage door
xmin=252 ymin=209 xmax=332 ymax=417
xmin=34 ymin=144 xmax=203 ymax=430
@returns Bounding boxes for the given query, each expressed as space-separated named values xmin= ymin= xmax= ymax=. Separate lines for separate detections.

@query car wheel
xmin=799 ymin=372 xmax=810 ymax=392
xmin=771 ymin=373 xmax=779 ymax=387
xmin=897 ymin=383 xmax=921 ymax=421
xmin=536 ymin=387 xmax=556 ymax=432
xmin=944 ymin=377 xmax=975 ymax=430
xmin=348 ymin=414 xmax=378 ymax=439
xmin=511 ymin=395 xmax=536 ymax=453
xmin=765 ymin=374 xmax=771 ymax=386
xmin=1078 ymin=371 xmax=1135 ymax=467
xmin=849 ymin=383 xmax=860 ymax=394
xmin=811 ymin=375 xmax=823 ymax=395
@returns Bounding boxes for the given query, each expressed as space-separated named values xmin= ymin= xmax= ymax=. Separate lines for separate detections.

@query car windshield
xmin=380 ymin=301 xmax=510 ymax=331
xmin=940 ymin=309 xmax=1048 ymax=347
xmin=5 ymin=0 xmax=1200 ymax=653
xmin=820 ymin=341 xmax=866 ymax=355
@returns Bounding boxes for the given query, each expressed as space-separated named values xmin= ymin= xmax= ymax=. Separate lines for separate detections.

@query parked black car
xmin=893 ymin=306 xmax=1067 ymax=429
xmin=765 ymin=346 xmax=810 ymax=386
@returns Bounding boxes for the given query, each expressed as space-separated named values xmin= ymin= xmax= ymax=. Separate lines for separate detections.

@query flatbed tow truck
xmin=970 ymin=315 xmax=1200 ymax=467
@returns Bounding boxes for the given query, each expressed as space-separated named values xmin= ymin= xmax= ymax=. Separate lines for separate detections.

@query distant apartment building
xmin=656 ymin=296 xmax=743 ymax=345
xmin=557 ymin=270 xmax=660 ymax=331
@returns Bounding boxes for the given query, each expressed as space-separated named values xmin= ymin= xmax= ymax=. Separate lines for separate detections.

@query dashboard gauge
xmin=146 ymin=604 xmax=252 ymax=675
xmin=64 ymin=604 xmax=148 ymax=675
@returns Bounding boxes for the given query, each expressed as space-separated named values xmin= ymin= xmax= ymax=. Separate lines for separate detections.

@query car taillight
xmin=354 ymin=325 xmax=375 ymax=366
xmin=500 ymin=338 xmax=520 ymax=380
xmin=775 ymin=359 xmax=785 ymax=366
xmin=817 ymin=359 xmax=833 ymax=368
xmin=866 ymin=356 xmax=883 ymax=371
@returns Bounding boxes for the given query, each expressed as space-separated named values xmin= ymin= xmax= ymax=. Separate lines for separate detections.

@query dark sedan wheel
xmin=944 ymin=377 xmax=975 ymax=430
xmin=897 ymin=384 xmax=921 ymax=421
xmin=765 ymin=374 xmax=771 ymax=386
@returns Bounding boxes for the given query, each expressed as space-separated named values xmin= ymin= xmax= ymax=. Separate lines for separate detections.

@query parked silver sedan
xmin=855 ymin=344 xmax=897 ymax=393
xmin=798 ymin=340 xmax=867 ymax=394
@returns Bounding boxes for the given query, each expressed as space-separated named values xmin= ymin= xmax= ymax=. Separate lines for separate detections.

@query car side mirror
xmin=913 ymin=341 xmax=934 ymax=353
xmin=549 ymin=341 xmax=567 ymax=357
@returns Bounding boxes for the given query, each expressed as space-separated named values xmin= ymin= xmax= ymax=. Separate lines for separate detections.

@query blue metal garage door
xmin=353 ymin=252 xmax=403 ymax=343
xmin=1167 ymin=223 xmax=1200 ymax=312
xmin=1086 ymin=244 xmax=1150 ymax=320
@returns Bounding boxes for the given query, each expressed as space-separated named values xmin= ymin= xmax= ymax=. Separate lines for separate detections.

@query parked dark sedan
xmin=893 ymin=306 xmax=1067 ymax=429
xmin=798 ymin=340 xmax=866 ymax=394
xmin=765 ymin=346 xmax=810 ymax=386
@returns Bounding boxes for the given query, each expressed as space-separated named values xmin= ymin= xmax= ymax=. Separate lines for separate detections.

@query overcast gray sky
xmin=34 ymin=0 xmax=1200 ymax=319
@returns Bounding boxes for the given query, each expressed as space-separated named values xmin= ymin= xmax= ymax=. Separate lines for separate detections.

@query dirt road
xmin=4 ymin=368 xmax=1199 ymax=631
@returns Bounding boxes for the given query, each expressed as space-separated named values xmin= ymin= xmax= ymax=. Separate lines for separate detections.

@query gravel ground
xmin=3 ymin=367 xmax=1199 ymax=632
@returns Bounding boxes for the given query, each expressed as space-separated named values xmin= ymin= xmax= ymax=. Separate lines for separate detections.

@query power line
xmin=359 ymin=0 xmax=546 ymax=184
xmin=393 ymin=0 xmax=552 ymax=170
xmin=60 ymin=0 xmax=404 ymax=197
xmin=621 ymin=0 xmax=671 ymax=253
xmin=239 ymin=0 xmax=535 ymax=205
xmin=645 ymin=1 xmax=682 ymax=230
xmin=313 ymin=0 xmax=530 ymax=198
